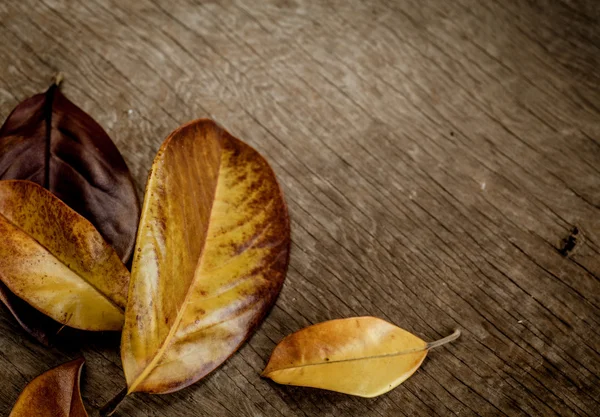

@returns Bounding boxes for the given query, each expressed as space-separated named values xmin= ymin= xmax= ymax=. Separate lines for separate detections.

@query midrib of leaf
xmin=43 ymin=78 xmax=60 ymax=190
xmin=0 ymin=211 xmax=124 ymax=313
xmin=264 ymin=329 xmax=461 ymax=374
xmin=265 ymin=346 xmax=427 ymax=373
xmin=127 ymin=133 xmax=225 ymax=394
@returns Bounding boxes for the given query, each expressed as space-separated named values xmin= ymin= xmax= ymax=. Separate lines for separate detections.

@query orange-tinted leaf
xmin=121 ymin=119 xmax=290 ymax=394
xmin=9 ymin=357 xmax=88 ymax=417
xmin=0 ymin=180 xmax=129 ymax=330
xmin=262 ymin=317 xmax=460 ymax=397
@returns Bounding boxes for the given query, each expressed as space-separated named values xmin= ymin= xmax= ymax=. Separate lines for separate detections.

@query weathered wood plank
xmin=0 ymin=0 xmax=598 ymax=415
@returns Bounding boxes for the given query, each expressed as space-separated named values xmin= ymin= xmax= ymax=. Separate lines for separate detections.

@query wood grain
xmin=0 ymin=0 xmax=598 ymax=415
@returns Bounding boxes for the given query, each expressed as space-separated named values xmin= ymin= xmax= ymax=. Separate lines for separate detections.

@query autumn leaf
xmin=9 ymin=357 xmax=88 ymax=417
xmin=0 ymin=74 xmax=140 ymax=261
xmin=0 ymin=74 xmax=140 ymax=343
xmin=121 ymin=119 xmax=290 ymax=394
xmin=0 ymin=180 xmax=129 ymax=330
xmin=262 ymin=317 xmax=460 ymax=397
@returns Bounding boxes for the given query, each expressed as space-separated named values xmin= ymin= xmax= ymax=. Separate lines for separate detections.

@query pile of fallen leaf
xmin=1 ymin=75 xmax=459 ymax=416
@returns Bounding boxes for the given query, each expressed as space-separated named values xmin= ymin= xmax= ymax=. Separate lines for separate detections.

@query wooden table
xmin=1 ymin=0 xmax=599 ymax=415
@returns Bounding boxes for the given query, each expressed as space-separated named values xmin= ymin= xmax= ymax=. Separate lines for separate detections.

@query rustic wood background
xmin=1 ymin=0 xmax=599 ymax=416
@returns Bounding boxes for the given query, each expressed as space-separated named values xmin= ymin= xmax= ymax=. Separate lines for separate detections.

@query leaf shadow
xmin=51 ymin=327 xmax=122 ymax=353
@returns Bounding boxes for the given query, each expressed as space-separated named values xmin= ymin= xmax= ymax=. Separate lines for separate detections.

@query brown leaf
xmin=121 ymin=119 xmax=290 ymax=394
xmin=0 ymin=75 xmax=140 ymax=343
xmin=0 ymin=76 xmax=140 ymax=261
xmin=0 ymin=180 xmax=129 ymax=330
xmin=9 ymin=357 xmax=88 ymax=417
xmin=262 ymin=317 xmax=460 ymax=397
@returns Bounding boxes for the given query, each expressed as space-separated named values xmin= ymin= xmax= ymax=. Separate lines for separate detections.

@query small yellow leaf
xmin=9 ymin=357 xmax=88 ymax=417
xmin=121 ymin=119 xmax=290 ymax=394
xmin=0 ymin=180 xmax=129 ymax=330
xmin=262 ymin=317 xmax=460 ymax=397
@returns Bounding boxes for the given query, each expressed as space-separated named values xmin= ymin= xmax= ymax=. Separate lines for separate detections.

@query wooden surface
xmin=0 ymin=0 xmax=599 ymax=415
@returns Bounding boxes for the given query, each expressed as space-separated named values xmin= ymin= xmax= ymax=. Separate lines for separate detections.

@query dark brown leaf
xmin=0 ymin=76 xmax=140 ymax=260
xmin=0 ymin=76 xmax=140 ymax=344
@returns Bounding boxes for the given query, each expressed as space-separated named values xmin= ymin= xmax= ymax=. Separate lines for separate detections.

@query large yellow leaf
xmin=121 ymin=119 xmax=290 ymax=394
xmin=0 ymin=180 xmax=129 ymax=330
xmin=262 ymin=317 xmax=460 ymax=397
xmin=9 ymin=357 xmax=88 ymax=417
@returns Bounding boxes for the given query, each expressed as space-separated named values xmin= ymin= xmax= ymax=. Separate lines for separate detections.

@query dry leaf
xmin=0 ymin=75 xmax=140 ymax=343
xmin=262 ymin=317 xmax=460 ymax=397
xmin=0 ymin=180 xmax=129 ymax=330
xmin=9 ymin=357 xmax=88 ymax=417
xmin=121 ymin=119 xmax=290 ymax=394
xmin=0 ymin=75 xmax=140 ymax=261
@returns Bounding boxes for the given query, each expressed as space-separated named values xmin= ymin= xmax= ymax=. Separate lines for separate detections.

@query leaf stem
xmin=99 ymin=387 xmax=127 ymax=416
xmin=426 ymin=329 xmax=461 ymax=350
xmin=53 ymin=72 xmax=64 ymax=87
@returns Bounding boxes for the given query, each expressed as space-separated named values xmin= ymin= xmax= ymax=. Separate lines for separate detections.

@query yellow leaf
xmin=121 ymin=119 xmax=290 ymax=394
xmin=9 ymin=357 xmax=88 ymax=417
xmin=262 ymin=317 xmax=460 ymax=397
xmin=0 ymin=180 xmax=129 ymax=330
